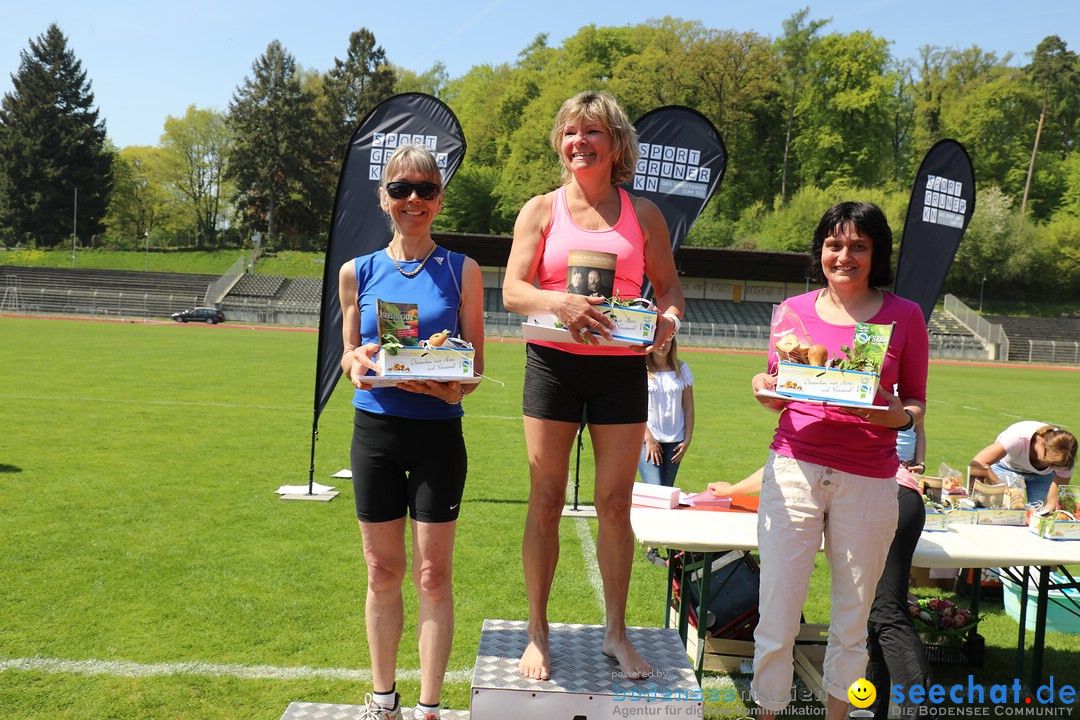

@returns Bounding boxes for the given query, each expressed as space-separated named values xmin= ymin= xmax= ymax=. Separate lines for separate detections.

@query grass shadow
xmin=0 ymin=464 xmax=22 ymax=473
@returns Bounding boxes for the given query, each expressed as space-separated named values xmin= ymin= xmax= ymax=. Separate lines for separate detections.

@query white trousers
xmin=751 ymin=451 xmax=898 ymax=711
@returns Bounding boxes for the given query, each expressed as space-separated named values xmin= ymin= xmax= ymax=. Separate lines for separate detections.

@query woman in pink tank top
xmin=503 ymin=91 xmax=685 ymax=682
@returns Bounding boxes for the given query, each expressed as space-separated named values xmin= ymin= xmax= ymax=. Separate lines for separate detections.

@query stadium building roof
xmin=433 ymin=232 xmax=811 ymax=283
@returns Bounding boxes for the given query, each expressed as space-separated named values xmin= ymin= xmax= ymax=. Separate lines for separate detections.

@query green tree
xmin=0 ymin=24 xmax=112 ymax=247
xmin=104 ymin=146 xmax=174 ymax=244
xmin=914 ymin=46 xmax=1019 ymax=187
xmin=775 ymin=8 xmax=829 ymax=201
xmin=324 ymin=29 xmax=396 ymax=148
xmin=438 ymin=164 xmax=501 ymax=234
xmin=948 ymin=70 xmax=1037 ymax=201
xmin=687 ymin=28 xmax=784 ymax=217
xmin=227 ymin=40 xmax=320 ymax=249
xmin=443 ymin=63 xmax=515 ymax=167
xmin=1020 ymin=35 xmax=1080 ymax=218
xmin=887 ymin=59 xmax=917 ymax=183
xmin=1060 ymin=152 xmax=1080 ymax=217
xmin=794 ymin=30 xmax=896 ymax=190
xmin=946 ymin=185 xmax=1017 ymax=298
xmin=607 ymin=18 xmax=701 ymax=118
xmin=160 ymin=105 xmax=232 ymax=248
xmin=1040 ymin=213 xmax=1080 ymax=299
xmin=393 ymin=61 xmax=449 ymax=97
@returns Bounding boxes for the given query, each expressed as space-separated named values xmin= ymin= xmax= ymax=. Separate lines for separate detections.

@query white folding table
xmin=631 ymin=505 xmax=1080 ymax=687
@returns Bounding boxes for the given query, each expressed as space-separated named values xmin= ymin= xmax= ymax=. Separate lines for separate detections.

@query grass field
xmin=1 ymin=316 xmax=1078 ymax=719
xmin=0 ymin=248 xmax=327 ymax=278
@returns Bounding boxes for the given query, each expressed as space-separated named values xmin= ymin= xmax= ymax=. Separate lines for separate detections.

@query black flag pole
xmin=568 ymin=106 xmax=728 ymax=511
xmin=894 ymin=139 xmax=976 ymax=323
xmin=303 ymin=93 xmax=466 ymax=498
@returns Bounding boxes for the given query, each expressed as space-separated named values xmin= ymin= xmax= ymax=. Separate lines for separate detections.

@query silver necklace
xmin=387 ymin=242 xmax=437 ymax=278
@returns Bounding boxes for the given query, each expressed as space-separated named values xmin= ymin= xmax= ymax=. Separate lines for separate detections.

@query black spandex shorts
xmin=522 ymin=343 xmax=647 ymax=424
xmin=350 ymin=409 xmax=467 ymax=523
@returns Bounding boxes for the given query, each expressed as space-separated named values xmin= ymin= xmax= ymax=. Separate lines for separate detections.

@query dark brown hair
xmin=809 ymin=202 xmax=894 ymax=287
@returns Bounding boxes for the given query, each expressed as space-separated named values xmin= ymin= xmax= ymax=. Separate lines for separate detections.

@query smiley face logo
xmin=848 ymin=678 xmax=876 ymax=709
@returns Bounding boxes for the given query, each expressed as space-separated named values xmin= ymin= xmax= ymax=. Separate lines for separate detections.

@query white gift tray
xmin=756 ymin=388 xmax=889 ymax=410
xmin=521 ymin=322 xmax=647 ymax=347
xmin=361 ymin=375 xmax=481 ymax=387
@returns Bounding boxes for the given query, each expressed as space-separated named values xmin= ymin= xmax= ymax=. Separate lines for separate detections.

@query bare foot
xmin=519 ymin=636 xmax=551 ymax=680
xmin=603 ymin=633 xmax=652 ymax=680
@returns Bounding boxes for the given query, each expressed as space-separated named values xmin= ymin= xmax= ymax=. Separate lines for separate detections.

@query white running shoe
xmin=358 ymin=693 xmax=402 ymax=720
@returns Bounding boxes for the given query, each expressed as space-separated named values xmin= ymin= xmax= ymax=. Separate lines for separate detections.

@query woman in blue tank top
xmin=337 ymin=144 xmax=485 ymax=720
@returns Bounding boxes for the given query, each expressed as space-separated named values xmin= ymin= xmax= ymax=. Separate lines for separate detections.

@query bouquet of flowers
xmin=909 ymin=597 xmax=980 ymax=644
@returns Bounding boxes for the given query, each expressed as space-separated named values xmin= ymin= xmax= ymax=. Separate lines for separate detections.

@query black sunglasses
xmin=384 ymin=181 xmax=441 ymax=200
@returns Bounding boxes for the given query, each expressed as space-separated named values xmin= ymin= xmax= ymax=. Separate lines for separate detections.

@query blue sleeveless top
xmin=352 ymin=246 xmax=466 ymax=420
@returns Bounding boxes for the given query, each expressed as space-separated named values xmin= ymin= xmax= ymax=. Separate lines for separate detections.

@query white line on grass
xmin=573 ymin=517 xmax=606 ymax=612
xmin=0 ymin=394 xmax=303 ymax=411
xmin=0 ymin=657 xmax=472 ymax=684
xmin=0 ymin=395 xmax=522 ymax=420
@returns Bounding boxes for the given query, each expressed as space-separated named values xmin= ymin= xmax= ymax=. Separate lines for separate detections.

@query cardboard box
xmin=910 ymin=566 xmax=957 ymax=590
xmin=975 ymin=508 xmax=1027 ymax=526
xmin=523 ymin=303 xmax=658 ymax=346
xmin=632 ymin=482 xmax=681 ymax=509
xmin=944 ymin=508 xmax=979 ymax=525
xmin=376 ymin=345 xmax=474 ymax=378
xmin=770 ymin=321 xmax=893 ymax=405
xmin=774 ymin=362 xmax=881 ymax=406
xmin=1027 ymin=514 xmax=1080 ymax=540
xmin=923 ymin=509 xmax=949 ymax=532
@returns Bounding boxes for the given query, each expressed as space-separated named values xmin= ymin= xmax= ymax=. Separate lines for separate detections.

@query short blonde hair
xmin=380 ymin=144 xmax=441 ymax=186
xmin=550 ymin=91 xmax=638 ymax=185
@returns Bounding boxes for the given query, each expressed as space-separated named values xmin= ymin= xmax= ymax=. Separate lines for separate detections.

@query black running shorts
xmin=350 ymin=409 xmax=467 ymax=523
xmin=522 ymin=343 xmax=647 ymax=424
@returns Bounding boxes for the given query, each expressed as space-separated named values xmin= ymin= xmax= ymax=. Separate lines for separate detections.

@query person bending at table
xmin=969 ymin=422 xmax=1076 ymax=512
xmin=339 ymin=144 xmax=485 ymax=720
xmin=503 ymin=90 xmax=684 ymax=682
xmin=749 ymin=202 xmax=928 ymax=720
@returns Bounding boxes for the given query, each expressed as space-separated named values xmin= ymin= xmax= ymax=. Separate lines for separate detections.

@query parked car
xmin=171 ymin=307 xmax=225 ymax=324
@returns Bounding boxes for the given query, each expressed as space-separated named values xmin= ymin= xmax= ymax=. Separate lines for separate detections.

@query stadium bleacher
xmin=985 ymin=315 xmax=1080 ymax=362
xmin=5 ymin=265 xmax=1075 ymax=364
xmin=277 ymin=277 xmax=322 ymax=304
xmin=230 ymin=274 xmax=285 ymax=298
xmin=0 ymin=266 xmax=217 ymax=318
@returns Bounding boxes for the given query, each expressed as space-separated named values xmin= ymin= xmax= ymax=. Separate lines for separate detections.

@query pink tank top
xmin=533 ymin=185 xmax=647 ymax=356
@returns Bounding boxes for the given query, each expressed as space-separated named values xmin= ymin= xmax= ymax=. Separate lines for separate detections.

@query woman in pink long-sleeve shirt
xmin=749 ymin=202 xmax=929 ymax=720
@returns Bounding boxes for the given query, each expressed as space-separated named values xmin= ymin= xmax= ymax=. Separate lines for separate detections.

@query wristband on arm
xmin=662 ymin=312 xmax=681 ymax=336
xmin=890 ymin=409 xmax=914 ymax=432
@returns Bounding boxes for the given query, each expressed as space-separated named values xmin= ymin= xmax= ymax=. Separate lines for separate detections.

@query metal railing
xmin=9 ymin=287 xmax=1077 ymax=365
xmin=1020 ymin=340 xmax=1080 ymax=364
xmin=7 ymin=287 xmax=202 ymax=320
xmin=943 ymin=294 xmax=1010 ymax=361
xmin=204 ymin=253 xmax=246 ymax=306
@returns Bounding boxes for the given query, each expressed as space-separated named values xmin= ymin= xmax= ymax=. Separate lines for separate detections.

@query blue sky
xmin=2 ymin=0 xmax=1076 ymax=149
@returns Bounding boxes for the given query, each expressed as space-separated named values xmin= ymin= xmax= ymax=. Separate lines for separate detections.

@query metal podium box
xmin=470 ymin=619 xmax=703 ymax=719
